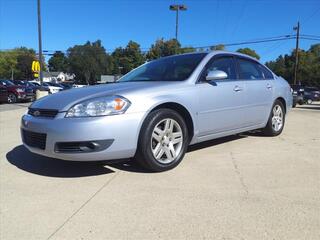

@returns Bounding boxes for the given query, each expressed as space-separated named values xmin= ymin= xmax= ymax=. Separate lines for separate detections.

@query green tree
xmin=112 ymin=41 xmax=145 ymax=74
xmin=266 ymin=44 xmax=320 ymax=87
xmin=179 ymin=46 xmax=196 ymax=54
xmin=67 ymin=40 xmax=113 ymax=84
xmin=146 ymin=38 xmax=181 ymax=60
xmin=0 ymin=51 xmax=17 ymax=79
xmin=0 ymin=47 xmax=37 ymax=80
xmin=48 ymin=51 xmax=68 ymax=72
xmin=236 ymin=48 xmax=260 ymax=60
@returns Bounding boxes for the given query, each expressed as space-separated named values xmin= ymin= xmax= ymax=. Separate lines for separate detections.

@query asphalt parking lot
xmin=0 ymin=103 xmax=319 ymax=240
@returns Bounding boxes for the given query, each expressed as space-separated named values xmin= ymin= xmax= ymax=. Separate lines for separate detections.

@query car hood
xmin=30 ymin=81 xmax=181 ymax=111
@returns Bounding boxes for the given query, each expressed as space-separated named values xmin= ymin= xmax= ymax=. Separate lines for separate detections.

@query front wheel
xmin=262 ymin=100 xmax=285 ymax=136
xmin=8 ymin=93 xmax=17 ymax=103
xmin=135 ymin=109 xmax=189 ymax=172
xmin=307 ymin=99 xmax=313 ymax=105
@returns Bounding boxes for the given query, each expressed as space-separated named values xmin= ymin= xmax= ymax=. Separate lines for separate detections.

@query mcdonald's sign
xmin=32 ymin=61 xmax=40 ymax=72
xmin=32 ymin=61 xmax=40 ymax=78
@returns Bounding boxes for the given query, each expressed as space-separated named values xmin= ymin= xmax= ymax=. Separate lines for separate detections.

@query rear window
xmin=237 ymin=58 xmax=264 ymax=80
xmin=259 ymin=65 xmax=274 ymax=79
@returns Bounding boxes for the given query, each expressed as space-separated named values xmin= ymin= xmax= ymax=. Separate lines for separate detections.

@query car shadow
xmin=6 ymin=145 xmax=114 ymax=178
xmin=7 ymin=133 xmax=255 ymax=176
xmin=187 ymin=134 xmax=247 ymax=152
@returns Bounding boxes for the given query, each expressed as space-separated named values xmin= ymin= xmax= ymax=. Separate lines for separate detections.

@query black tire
xmin=306 ymin=99 xmax=313 ymax=105
xmin=262 ymin=100 xmax=285 ymax=136
xmin=8 ymin=93 xmax=17 ymax=103
xmin=135 ymin=108 xmax=189 ymax=172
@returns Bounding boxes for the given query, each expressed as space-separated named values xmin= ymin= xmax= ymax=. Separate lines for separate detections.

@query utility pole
xmin=37 ymin=0 xmax=43 ymax=84
xmin=169 ymin=4 xmax=187 ymax=41
xmin=293 ymin=21 xmax=300 ymax=85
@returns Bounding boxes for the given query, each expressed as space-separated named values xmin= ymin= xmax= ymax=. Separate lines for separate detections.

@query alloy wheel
xmin=151 ymin=118 xmax=183 ymax=164
xmin=271 ymin=105 xmax=283 ymax=132
xmin=8 ymin=94 xmax=16 ymax=103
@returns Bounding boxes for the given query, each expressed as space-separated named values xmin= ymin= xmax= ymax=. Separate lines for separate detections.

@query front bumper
xmin=20 ymin=111 xmax=145 ymax=161
xmin=17 ymin=92 xmax=34 ymax=101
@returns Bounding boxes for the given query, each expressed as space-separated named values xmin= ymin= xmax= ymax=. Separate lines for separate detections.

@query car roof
xmin=165 ymin=50 xmax=261 ymax=63
xmin=207 ymin=50 xmax=261 ymax=62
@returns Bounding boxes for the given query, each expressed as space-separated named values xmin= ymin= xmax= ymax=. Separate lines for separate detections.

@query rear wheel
xmin=8 ymin=93 xmax=17 ymax=103
xmin=262 ymin=100 xmax=285 ymax=136
xmin=307 ymin=99 xmax=313 ymax=105
xmin=135 ymin=109 xmax=188 ymax=172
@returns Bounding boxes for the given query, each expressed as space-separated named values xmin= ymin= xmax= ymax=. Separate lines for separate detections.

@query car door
xmin=236 ymin=57 xmax=274 ymax=126
xmin=196 ymin=55 xmax=246 ymax=137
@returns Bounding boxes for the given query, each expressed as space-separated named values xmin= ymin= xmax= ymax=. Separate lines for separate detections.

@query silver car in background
xmin=21 ymin=51 xmax=292 ymax=171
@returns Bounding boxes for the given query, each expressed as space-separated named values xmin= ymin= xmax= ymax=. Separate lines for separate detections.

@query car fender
xmin=129 ymin=92 xmax=199 ymax=146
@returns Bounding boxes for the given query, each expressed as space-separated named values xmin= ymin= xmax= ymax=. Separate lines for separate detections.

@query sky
xmin=0 ymin=0 xmax=319 ymax=63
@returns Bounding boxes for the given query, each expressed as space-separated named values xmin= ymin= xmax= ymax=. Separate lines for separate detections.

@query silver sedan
xmin=21 ymin=51 xmax=292 ymax=171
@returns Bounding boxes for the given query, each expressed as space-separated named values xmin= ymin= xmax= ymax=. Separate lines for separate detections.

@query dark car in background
xmin=59 ymin=82 xmax=73 ymax=90
xmin=303 ymin=87 xmax=320 ymax=104
xmin=13 ymin=80 xmax=42 ymax=95
xmin=0 ymin=84 xmax=8 ymax=103
xmin=291 ymin=87 xmax=304 ymax=107
xmin=291 ymin=85 xmax=305 ymax=106
xmin=0 ymin=80 xmax=35 ymax=103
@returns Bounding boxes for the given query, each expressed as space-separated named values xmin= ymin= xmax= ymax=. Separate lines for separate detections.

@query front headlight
xmin=65 ymin=95 xmax=131 ymax=118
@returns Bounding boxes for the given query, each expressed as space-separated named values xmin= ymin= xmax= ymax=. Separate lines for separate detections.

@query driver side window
xmin=203 ymin=56 xmax=236 ymax=80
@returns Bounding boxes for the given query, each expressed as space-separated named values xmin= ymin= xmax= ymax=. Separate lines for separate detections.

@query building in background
xmin=42 ymin=72 xmax=75 ymax=82
xmin=98 ymin=75 xmax=118 ymax=84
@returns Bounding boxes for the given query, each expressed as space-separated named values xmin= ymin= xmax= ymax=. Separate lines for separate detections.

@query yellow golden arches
xmin=32 ymin=61 xmax=40 ymax=72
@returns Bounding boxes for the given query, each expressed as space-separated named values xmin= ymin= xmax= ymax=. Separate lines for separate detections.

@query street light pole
xmin=169 ymin=4 xmax=187 ymax=41
xmin=37 ymin=0 xmax=43 ymax=84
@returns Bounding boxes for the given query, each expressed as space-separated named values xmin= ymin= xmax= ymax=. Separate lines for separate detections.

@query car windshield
xmin=118 ymin=53 xmax=207 ymax=82
xmin=32 ymin=82 xmax=40 ymax=86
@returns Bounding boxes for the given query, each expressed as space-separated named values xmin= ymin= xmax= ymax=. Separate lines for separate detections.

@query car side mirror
xmin=206 ymin=70 xmax=228 ymax=81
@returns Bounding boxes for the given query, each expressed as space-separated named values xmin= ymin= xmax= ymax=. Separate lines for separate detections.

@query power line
xmin=1 ymin=34 xmax=319 ymax=55
xmin=301 ymin=34 xmax=320 ymax=38
xmin=199 ymin=36 xmax=296 ymax=49
xmin=300 ymin=37 xmax=320 ymax=41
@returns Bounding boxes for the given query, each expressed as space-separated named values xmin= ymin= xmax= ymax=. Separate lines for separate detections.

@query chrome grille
xmin=28 ymin=108 xmax=58 ymax=118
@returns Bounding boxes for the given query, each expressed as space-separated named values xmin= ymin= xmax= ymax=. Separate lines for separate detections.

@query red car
xmin=0 ymin=80 xmax=35 ymax=103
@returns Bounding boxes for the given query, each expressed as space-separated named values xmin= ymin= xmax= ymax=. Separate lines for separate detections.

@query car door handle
xmin=233 ymin=86 xmax=243 ymax=92
xmin=267 ymin=84 xmax=273 ymax=90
